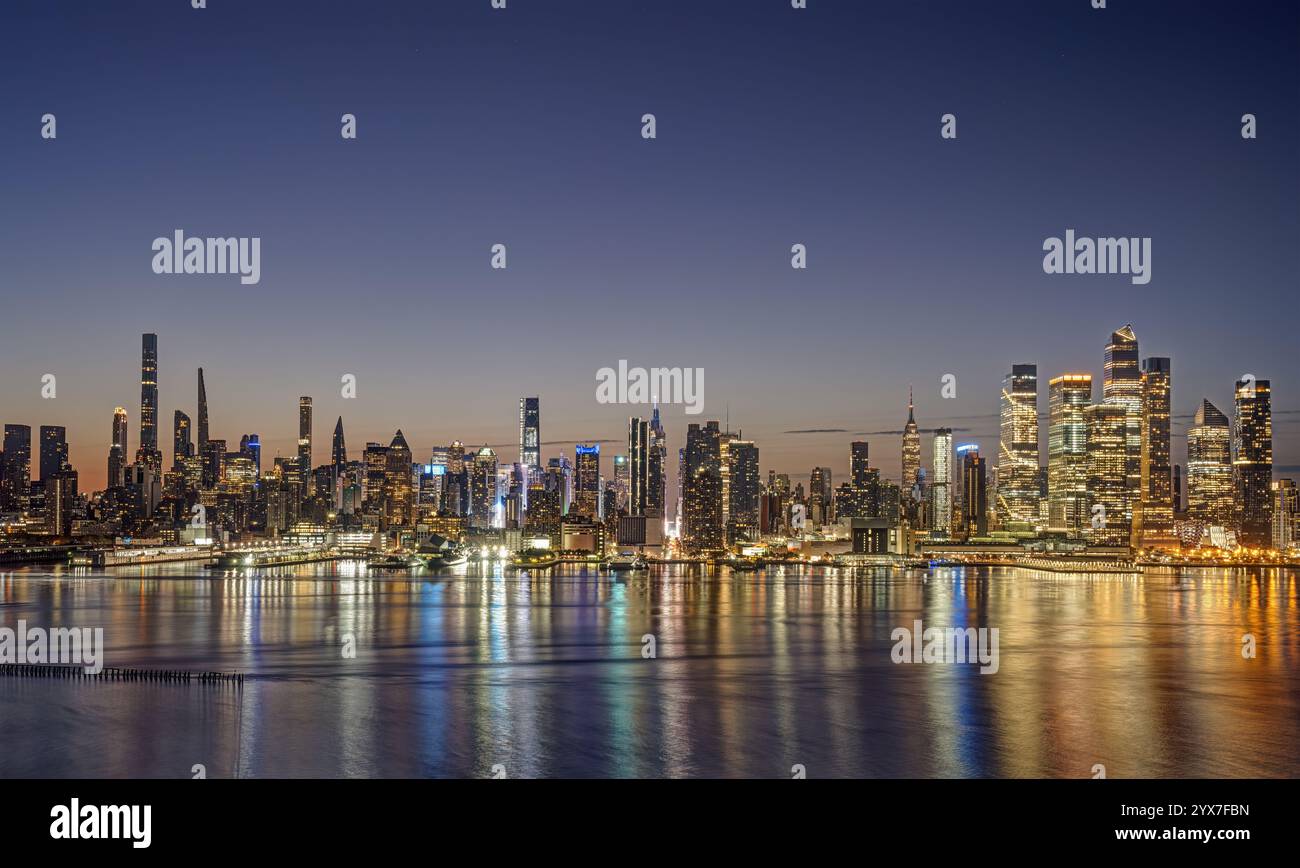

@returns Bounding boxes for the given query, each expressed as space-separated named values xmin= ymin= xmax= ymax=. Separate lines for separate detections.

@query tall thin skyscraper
xmin=1138 ymin=357 xmax=1173 ymax=548
xmin=682 ymin=421 xmax=723 ymax=552
xmin=998 ymin=364 xmax=1040 ymax=526
xmin=197 ymin=367 xmax=209 ymax=452
xmin=931 ymin=427 xmax=953 ymax=537
xmin=298 ymin=396 xmax=313 ymax=476
xmin=1187 ymin=399 xmax=1233 ymax=527
xmin=1048 ymin=374 xmax=1092 ymax=535
xmin=1 ymin=424 xmax=32 ymax=510
xmin=960 ymin=446 xmax=987 ymax=537
xmin=851 ymin=441 xmax=871 ymax=487
xmin=1085 ymin=402 xmax=1128 ymax=545
xmin=727 ymin=440 xmax=760 ymax=543
xmin=901 ymin=386 xmax=920 ymax=496
xmin=1103 ymin=325 xmax=1142 ymax=537
xmin=137 ymin=333 xmax=162 ymax=473
xmin=1234 ymin=377 xmax=1273 ymax=547
xmin=519 ymin=397 xmax=540 ymax=472
xmin=574 ymin=444 xmax=601 ymax=518
xmin=628 ymin=416 xmax=649 ymax=515
xmin=108 ymin=407 xmax=128 ymax=489
xmin=647 ymin=402 xmax=666 ymax=527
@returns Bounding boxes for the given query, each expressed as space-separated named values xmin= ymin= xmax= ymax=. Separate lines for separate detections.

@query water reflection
xmin=0 ymin=564 xmax=1296 ymax=778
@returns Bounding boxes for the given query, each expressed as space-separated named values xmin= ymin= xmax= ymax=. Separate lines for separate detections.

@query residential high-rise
xmin=682 ymin=421 xmax=723 ymax=552
xmin=998 ymin=364 xmax=1040 ymax=526
xmin=612 ymin=454 xmax=630 ymax=513
xmin=108 ymin=407 xmax=128 ymax=489
xmin=851 ymin=441 xmax=871 ymax=487
xmin=1085 ymin=402 xmax=1129 ymax=545
xmin=1233 ymin=378 xmax=1273 ymax=547
xmin=931 ymin=428 xmax=953 ymax=537
xmin=519 ymin=397 xmax=540 ymax=472
xmin=196 ymin=367 xmax=209 ymax=451
xmin=39 ymin=425 xmax=68 ymax=481
xmin=1187 ymin=399 xmax=1234 ymax=527
xmin=960 ymin=445 xmax=987 ymax=537
xmin=1048 ymin=374 xmax=1092 ymax=535
xmin=1103 ymin=325 xmax=1142 ymax=534
xmin=628 ymin=417 xmax=649 ymax=515
xmin=172 ymin=410 xmax=192 ymax=472
xmin=727 ymin=439 xmax=760 ymax=543
xmin=137 ymin=333 xmax=162 ymax=473
xmin=1138 ymin=357 xmax=1173 ymax=548
xmin=574 ymin=444 xmax=601 ymax=518
xmin=1272 ymin=479 xmax=1298 ymax=551
xmin=809 ymin=466 xmax=833 ymax=526
xmin=1 ymin=424 xmax=32 ymax=510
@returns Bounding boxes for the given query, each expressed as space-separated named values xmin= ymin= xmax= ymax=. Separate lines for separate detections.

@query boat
xmin=368 ymin=553 xmax=419 ymax=571
xmin=604 ymin=552 xmax=648 ymax=571
xmin=727 ymin=558 xmax=759 ymax=572
xmin=507 ymin=548 xmax=559 ymax=571
xmin=411 ymin=535 xmax=468 ymax=569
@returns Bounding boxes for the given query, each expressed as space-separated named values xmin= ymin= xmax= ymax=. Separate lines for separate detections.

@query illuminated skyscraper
xmin=197 ymin=367 xmax=209 ymax=452
xmin=647 ymin=403 xmax=666 ymax=527
xmin=1 ymin=424 xmax=32 ymax=510
xmin=1138 ymin=357 xmax=1173 ymax=548
xmin=1085 ymin=402 xmax=1128 ymax=545
xmin=172 ymin=411 xmax=192 ymax=472
xmin=613 ymin=453 xmax=630 ymax=513
xmin=470 ymin=445 xmax=497 ymax=528
xmin=519 ymin=397 xmax=540 ymax=472
xmin=1103 ymin=325 xmax=1142 ymax=533
xmin=137 ymin=333 xmax=162 ymax=473
xmin=901 ymin=386 xmax=920 ymax=497
xmin=931 ymin=428 xmax=952 ymax=537
xmin=298 ymin=397 xmax=313 ymax=484
xmin=1272 ymin=479 xmax=1298 ymax=551
xmin=1187 ymin=399 xmax=1233 ymax=527
xmin=682 ymin=421 xmax=723 ymax=552
xmin=628 ymin=417 xmax=649 ymax=515
xmin=383 ymin=430 xmax=414 ymax=529
xmin=727 ymin=439 xmax=760 ymax=543
xmin=959 ymin=445 xmax=987 ymax=537
xmin=108 ymin=407 xmax=128 ymax=489
xmin=851 ymin=441 xmax=871 ymax=487
xmin=1048 ymin=374 xmax=1092 ymax=535
xmin=998 ymin=364 xmax=1040 ymax=526
xmin=39 ymin=425 xmax=68 ymax=481
xmin=1234 ymin=378 xmax=1273 ymax=547
xmin=574 ymin=444 xmax=601 ymax=519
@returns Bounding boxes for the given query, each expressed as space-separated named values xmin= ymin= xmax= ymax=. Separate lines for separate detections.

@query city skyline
xmin=2 ymin=0 xmax=1297 ymax=494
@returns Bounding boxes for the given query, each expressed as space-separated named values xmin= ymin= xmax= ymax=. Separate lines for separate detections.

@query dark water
xmin=1 ymin=563 xmax=1297 ymax=778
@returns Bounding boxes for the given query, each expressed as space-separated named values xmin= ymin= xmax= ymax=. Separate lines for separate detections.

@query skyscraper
xmin=851 ymin=441 xmax=871 ymax=488
xmin=172 ymin=410 xmax=192 ymax=472
xmin=1048 ymin=374 xmax=1092 ymax=535
xmin=1085 ymin=402 xmax=1128 ymax=546
xmin=1272 ymin=479 xmax=1298 ymax=551
xmin=628 ymin=416 xmax=649 ymax=515
xmin=960 ymin=445 xmax=987 ymax=537
xmin=137 ymin=333 xmax=162 ymax=473
xmin=39 ymin=425 xmax=68 ymax=481
xmin=727 ymin=439 xmax=760 ymax=543
xmin=998 ymin=364 xmax=1040 ymax=526
xmin=383 ymin=430 xmax=414 ymax=529
xmin=931 ymin=427 xmax=952 ymax=537
xmin=1234 ymin=377 xmax=1273 ymax=547
xmin=298 ymin=396 xmax=313 ymax=479
xmin=901 ymin=386 xmax=920 ymax=497
xmin=574 ymin=444 xmax=601 ymax=518
xmin=1 ymin=424 xmax=32 ymax=510
xmin=108 ymin=407 xmax=128 ymax=489
xmin=519 ymin=397 xmax=540 ymax=472
xmin=470 ymin=445 xmax=497 ymax=528
xmin=332 ymin=416 xmax=347 ymax=468
xmin=647 ymin=403 xmax=666 ymax=527
xmin=1138 ymin=357 xmax=1173 ymax=548
xmin=196 ymin=367 xmax=209 ymax=452
xmin=682 ymin=421 xmax=723 ymax=552
xmin=1103 ymin=325 xmax=1142 ymax=535
xmin=1187 ymin=399 xmax=1233 ymax=527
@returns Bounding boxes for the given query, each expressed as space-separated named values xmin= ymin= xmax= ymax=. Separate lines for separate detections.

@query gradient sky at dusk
xmin=1 ymin=0 xmax=1297 ymax=495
